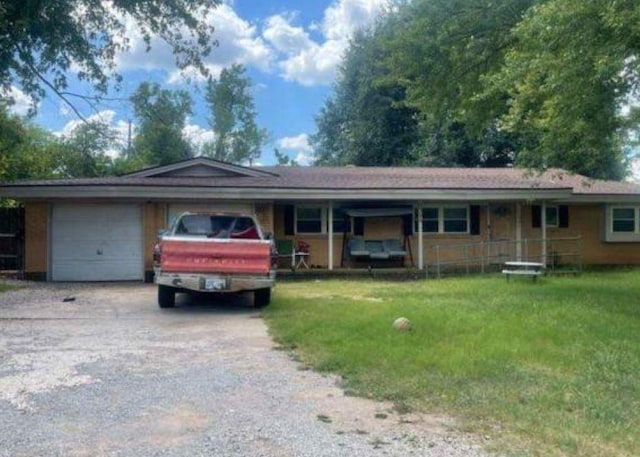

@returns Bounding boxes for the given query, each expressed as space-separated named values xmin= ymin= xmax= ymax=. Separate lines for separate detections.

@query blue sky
xmin=8 ymin=0 xmax=390 ymax=166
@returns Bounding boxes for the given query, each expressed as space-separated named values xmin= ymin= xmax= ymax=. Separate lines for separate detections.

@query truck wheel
xmin=158 ymin=285 xmax=176 ymax=308
xmin=254 ymin=288 xmax=271 ymax=308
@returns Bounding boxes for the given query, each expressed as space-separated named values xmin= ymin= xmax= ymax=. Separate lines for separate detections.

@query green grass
xmin=264 ymin=271 xmax=640 ymax=457
xmin=0 ymin=282 xmax=16 ymax=293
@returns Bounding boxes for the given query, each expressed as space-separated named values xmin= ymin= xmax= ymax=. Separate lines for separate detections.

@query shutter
xmin=403 ymin=214 xmax=413 ymax=236
xmin=532 ymin=205 xmax=542 ymax=228
xmin=559 ymin=205 xmax=569 ymax=228
xmin=354 ymin=217 xmax=365 ymax=236
xmin=284 ymin=205 xmax=294 ymax=235
xmin=470 ymin=205 xmax=481 ymax=235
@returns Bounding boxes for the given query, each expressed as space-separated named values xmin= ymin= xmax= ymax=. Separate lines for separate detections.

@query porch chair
xmin=275 ymin=239 xmax=295 ymax=268
xmin=275 ymin=239 xmax=310 ymax=269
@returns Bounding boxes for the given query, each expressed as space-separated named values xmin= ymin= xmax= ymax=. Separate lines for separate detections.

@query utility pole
xmin=127 ymin=119 xmax=132 ymax=157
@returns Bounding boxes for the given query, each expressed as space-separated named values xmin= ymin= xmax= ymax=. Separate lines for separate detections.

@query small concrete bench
xmin=502 ymin=261 xmax=544 ymax=281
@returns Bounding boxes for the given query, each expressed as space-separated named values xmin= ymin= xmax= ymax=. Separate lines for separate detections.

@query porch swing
xmin=338 ymin=207 xmax=415 ymax=268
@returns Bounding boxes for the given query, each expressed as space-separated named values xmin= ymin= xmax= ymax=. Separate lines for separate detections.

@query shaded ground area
xmin=0 ymin=282 xmax=487 ymax=457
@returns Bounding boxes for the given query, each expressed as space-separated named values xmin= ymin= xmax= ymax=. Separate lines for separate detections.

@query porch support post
xmin=328 ymin=201 xmax=334 ymax=271
xmin=516 ymin=203 xmax=522 ymax=261
xmin=541 ymin=200 xmax=547 ymax=266
xmin=418 ymin=204 xmax=424 ymax=270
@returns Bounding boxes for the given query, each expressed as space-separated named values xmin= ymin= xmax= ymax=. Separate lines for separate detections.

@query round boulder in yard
xmin=393 ymin=317 xmax=412 ymax=331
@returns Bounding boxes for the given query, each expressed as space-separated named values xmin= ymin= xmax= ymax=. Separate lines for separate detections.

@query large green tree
xmin=313 ymin=13 xmax=521 ymax=168
xmin=384 ymin=0 xmax=637 ymax=179
xmin=55 ymin=121 xmax=116 ymax=178
xmin=204 ymin=64 xmax=267 ymax=165
xmin=492 ymin=0 xmax=636 ymax=179
xmin=0 ymin=107 xmax=62 ymax=182
xmin=130 ymin=82 xmax=194 ymax=166
xmin=0 ymin=0 xmax=220 ymax=115
xmin=313 ymin=27 xmax=421 ymax=166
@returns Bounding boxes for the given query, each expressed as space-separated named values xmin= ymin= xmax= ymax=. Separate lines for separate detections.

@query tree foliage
xmin=55 ymin=121 xmax=116 ymax=178
xmin=274 ymin=148 xmax=298 ymax=166
xmin=312 ymin=28 xmax=421 ymax=166
xmin=0 ymin=108 xmax=61 ymax=182
xmin=130 ymin=82 xmax=194 ymax=166
xmin=0 ymin=106 xmax=134 ymax=182
xmin=492 ymin=0 xmax=636 ymax=179
xmin=204 ymin=64 xmax=267 ymax=165
xmin=314 ymin=12 xmax=521 ymax=168
xmin=386 ymin=0 xmax=638 ymax=179
xmin=316 ymin=0 xmax=638 ymax=178
xmin=0 ymin=0 xmax=220 ymax=114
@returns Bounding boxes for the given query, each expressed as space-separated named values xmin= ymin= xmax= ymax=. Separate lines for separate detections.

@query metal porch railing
xmin=425 ymin=236 xmax=583 ymax=279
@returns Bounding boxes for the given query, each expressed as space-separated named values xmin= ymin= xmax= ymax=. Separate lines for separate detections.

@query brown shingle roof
xmin=3 ymin=166 xmax=639 ymax=194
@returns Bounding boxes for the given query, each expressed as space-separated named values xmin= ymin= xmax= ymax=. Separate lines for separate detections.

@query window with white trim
xmin=443 ymin=207 xmax=468 ymax=233
xmin=417 ymin=206 xmax=470 ymax=234
xmin=295 ymin=206 xmax=324 ymax=234
xmin=605 ymin=205 xmax=640 ymax=242
xmin=422 ymin=207 xmax=439 ymax=233
xmin=612 ymin=207 xmax=637 ymax=233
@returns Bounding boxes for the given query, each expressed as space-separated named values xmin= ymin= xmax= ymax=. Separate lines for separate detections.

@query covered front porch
xmin=269 ymin=200 xmax=573 ymax=273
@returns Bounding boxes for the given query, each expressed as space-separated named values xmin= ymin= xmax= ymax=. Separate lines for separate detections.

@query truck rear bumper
xmin=155 ymin=270 xmax=275 ymax=293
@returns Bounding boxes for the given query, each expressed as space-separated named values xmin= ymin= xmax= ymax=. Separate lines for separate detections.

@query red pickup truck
xmin=153 ymin=213 xmax=276 ymax=308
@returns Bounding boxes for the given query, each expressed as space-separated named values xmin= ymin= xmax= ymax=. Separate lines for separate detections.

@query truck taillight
xmin=153 ymin=243 xmax=162 ymax=267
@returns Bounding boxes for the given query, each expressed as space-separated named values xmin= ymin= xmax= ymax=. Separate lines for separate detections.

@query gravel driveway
xmin=0 ymin=282 xmax=490 ymax=457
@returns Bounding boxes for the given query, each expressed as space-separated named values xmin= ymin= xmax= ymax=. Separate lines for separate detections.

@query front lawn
xmin=0 ymin=282 xmax=16 ymax=293
xmin=265 ymin=271 xmax=640 ymax=456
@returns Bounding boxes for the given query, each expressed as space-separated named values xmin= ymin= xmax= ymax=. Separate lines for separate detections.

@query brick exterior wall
xmin=24 ymin=202 xmax=48 ymax=279
xmin=21 ymin=200 xmax=640 ymax=280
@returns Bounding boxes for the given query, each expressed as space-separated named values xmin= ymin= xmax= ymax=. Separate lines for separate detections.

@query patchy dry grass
xmin=0 ymin=282 xmax=17 ymax=294
xmin=265 ymin=271 xmax=640 ymax=457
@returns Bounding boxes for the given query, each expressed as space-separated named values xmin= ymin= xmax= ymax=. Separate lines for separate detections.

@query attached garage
xmin=51 ymin=203 xmax=144 ymax=281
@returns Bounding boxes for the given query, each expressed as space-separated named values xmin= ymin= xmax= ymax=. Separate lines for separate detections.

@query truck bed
xmin=160 ymin=237 xmax=272 ymax=275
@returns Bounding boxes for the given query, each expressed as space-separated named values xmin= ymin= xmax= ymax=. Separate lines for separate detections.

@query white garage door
xmin=167 ymin=203 xmax=253 ymax=227
xmin=51 ymin=204 xmax=143 ymax=281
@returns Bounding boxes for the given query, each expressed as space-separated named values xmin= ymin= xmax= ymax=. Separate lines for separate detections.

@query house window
xmin=423 ymin=207 xmax=439 ymax=233
xmin=417 ymin=206 xmax=469 ymax=234
xmin=546 ymin=206 xmax=559 ymax=227
xmin=443 ymin=207 xmax=469 ymax=233
xmin=612 ymin=208 xmax=637 ymax=233
xmin=295 ymin=206 xmax=324 ymax=234
xmin=605 ymin=205 xmax=640 ymax=242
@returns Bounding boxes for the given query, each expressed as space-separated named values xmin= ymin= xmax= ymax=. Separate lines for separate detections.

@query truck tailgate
xmin=160 ymin=238 xmax=271 ymax=275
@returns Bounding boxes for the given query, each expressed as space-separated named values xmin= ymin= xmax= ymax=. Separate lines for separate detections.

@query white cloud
xmin=321 ymin=0 xmax=387 ymax=41
xmin=276 ymin=133 xmax=315 ymax=165
xmin=294 ymin=151 xmax=315 ymax=166
xmin=182 ymin=123 xmax=215 ymax=149
xmin=55 ymin=110 xmax=130 ymax=158
xmin=277 ymin=133 xmax=312 ymax=153
xmin=263 ymin=0 xmax=388 ymax=86
xmin=2 ymin=86 xmax=34 ymax=116
xmin=56 ymin=111 xmax=214 ymax=159
xmin=263 ymin=15 xmax=314 ymax=55
xmin=57 ymin=110 xmax=118 ymax=137
xmin=115 ymin=4 xmax=273 ymax=83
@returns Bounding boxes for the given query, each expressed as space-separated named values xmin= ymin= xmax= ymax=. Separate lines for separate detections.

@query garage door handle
xmin=97 ymin=248 xmax=103 ymax=255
